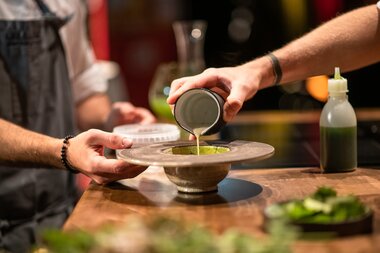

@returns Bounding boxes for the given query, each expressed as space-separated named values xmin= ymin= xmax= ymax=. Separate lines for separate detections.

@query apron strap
xmin=34 ymin=0 xmax=53 ymax=16
xmin=33 ymin=0 xmax=73 ymax=28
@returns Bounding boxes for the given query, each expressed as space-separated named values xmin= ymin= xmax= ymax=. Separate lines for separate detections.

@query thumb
xmin=223 ymin=85 xmax=251 ymax=121
xmin=223 ymin=97 xmax=243 ymax=122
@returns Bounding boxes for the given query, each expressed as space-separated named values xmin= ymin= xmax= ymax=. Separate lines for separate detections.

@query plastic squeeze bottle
xmin=319 ymin=67 xmax=357 ymax=172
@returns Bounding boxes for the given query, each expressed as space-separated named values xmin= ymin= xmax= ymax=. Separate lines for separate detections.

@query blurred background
xmin=77 ymin=0 xmax=380 ymax=190
xmin=88 ymin=0 xmax=380 ymax=119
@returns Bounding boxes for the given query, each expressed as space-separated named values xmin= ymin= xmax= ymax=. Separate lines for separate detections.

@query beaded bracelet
xmin=61 ymin=135 xmax=79 ymax=174
xmin=267 ymin=53 xmax=282 ymax=86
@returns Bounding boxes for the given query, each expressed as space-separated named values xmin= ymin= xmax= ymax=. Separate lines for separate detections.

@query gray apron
xmin=0 ymin=1 xmax=78 ymax=252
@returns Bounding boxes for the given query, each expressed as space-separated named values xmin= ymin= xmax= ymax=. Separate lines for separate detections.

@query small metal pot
xmin=174 ymin=88 xmax=225 ymax=135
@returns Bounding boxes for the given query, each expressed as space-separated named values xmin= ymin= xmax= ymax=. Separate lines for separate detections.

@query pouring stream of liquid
xmin=193 ymin=127 xmax=207 ymax=155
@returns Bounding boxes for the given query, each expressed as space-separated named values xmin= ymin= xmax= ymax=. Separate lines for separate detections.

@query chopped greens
xmin=35 ymin=216 xmax=297 ymax=253
xmin=265 ymin=187 xmax=370 ymax=224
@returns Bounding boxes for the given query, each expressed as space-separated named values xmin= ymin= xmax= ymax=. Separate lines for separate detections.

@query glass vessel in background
xmin=149 ymin=20 xmax=207 ymax=121
xmin=172 ymin=20 xmax=207 ymax=76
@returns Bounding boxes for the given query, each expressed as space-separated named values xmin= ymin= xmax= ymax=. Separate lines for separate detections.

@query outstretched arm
xmin=275 ymin=4 xmax=380 ymax=84
xmin=0 ymin=119 xmax=62 ymax=169
xmin=0 ymin=119 xmax=147 ymax=184
xmin=168 ymin=4 xmax=380 ymax=121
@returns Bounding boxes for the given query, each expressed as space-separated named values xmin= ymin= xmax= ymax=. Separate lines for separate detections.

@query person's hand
xmin=66 ymin=129 xmax=147 ymax=184
xmin=104 ymin=102 xmax=156 ymax=131
xmin=167 ymin=63 xmax=263 ymax=122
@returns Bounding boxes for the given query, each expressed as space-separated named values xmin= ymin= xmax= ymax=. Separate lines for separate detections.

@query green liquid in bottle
xmin=320 ymin=126 xmax=357 ymax=172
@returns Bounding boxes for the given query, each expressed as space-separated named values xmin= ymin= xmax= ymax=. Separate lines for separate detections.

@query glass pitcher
xmin=149 ymin=20 xmax=207 ymax=121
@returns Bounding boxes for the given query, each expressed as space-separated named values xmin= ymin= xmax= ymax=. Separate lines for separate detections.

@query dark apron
xmin=0 ymin=1 xmax=78 ymax=252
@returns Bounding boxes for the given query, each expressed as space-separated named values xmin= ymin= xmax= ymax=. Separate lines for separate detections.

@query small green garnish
xmin=36 ymin=216 xmax=297 ymax=253
xmin=266 ymin=187 xmax=369 ymax=224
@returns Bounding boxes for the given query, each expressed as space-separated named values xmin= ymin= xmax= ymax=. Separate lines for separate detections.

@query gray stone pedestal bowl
xmin=117 ymin=140 xmax=274 ymax=193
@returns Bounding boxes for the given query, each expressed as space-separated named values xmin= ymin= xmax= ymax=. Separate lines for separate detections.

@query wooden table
xmin=64 ymin=110 xmax=380 ymax=252
xmin=64 ymin=166 xmax=380 ymax=253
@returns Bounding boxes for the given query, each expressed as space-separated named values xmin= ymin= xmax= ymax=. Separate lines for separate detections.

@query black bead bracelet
xmin=61 ymin=135 xmax=79 ymax=174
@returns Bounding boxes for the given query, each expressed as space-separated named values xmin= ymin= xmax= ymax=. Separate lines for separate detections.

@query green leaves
xmin=37 ymin=216 xmax=296 ymax=253
xmin=38 ymin=229 xmax=94 ymax=253
xmin=311 ymin=186 xmax=337 ymax=201
xmin=266 ymin=187 xmax=369 ymax=224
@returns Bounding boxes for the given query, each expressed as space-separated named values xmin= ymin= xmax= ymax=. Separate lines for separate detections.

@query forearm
xmin=0 ymin=119 xmax=63 ymax=169
xmin=76 ymin=93 xmax=111 ymax=131
xmin=251 ymin=4 xmax=380 ymax=89
xmin=278 ymin=4 xmax=380 ymax=83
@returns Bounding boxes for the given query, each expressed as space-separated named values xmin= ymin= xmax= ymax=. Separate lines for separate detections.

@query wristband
xmin=61 ymin=135 xmax=79 ymax=174
xmin=267 ymin=53 xmax=282 ymax=86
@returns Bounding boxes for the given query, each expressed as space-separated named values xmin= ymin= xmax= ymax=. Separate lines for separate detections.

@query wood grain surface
xmin=65 ymin=167 xmax=380 ymax=253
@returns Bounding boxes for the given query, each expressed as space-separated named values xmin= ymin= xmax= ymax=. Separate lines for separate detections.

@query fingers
xmin=223 ymin=99 xmax=242 ymax=122
xmin=166 ymin=77 xmax=191 ymax=104
xmin=167 ymin=68 xmax=220 ymax=104
xmin=113 ymin=101 xmax=133 ymax=111
xmin=135 ymin=108 xmax=157 ymax=124
xmin=86 ymin=129 xmax=132 ymax=149
xmin=90 ymin=157 xmax=148 ymax=184
xmin=167 ymin=68 xmax=247 ymax=122
xmin=106 ymin=102 xmax=157 ymax=130
xmin=69 ymin=129 xmax=149 ymax=185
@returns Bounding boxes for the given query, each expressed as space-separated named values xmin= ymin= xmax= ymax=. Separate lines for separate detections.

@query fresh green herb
xmin=265 ymin=187 xmax=369 ymax=224
xmin=35 ymin=216 xmax=297 ymax=253
xmin=35 ymin=229 xmax=94 ymax=253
